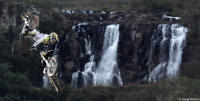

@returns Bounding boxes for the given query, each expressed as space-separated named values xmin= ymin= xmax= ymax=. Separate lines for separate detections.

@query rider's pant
xmin=33 ymin=35 xmax=49 ymax=47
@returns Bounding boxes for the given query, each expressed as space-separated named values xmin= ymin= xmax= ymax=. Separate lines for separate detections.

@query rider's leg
xmin=55 ymin=74 xmax=61 ymax=90
xmin=50 ymin=77 xmax=59 ymax=92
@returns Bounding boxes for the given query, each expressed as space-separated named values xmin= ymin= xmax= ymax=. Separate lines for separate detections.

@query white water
xmin=71 ymin=71 xmax=79 ymax=88
xmin=62 ymin=10 xmax=76 ymax=14
xmin=82 ymin=55 xmax=95 ymax=86
xmin=42 ymin=76 xmax=50 ymax=88
xmin=94 ymin=24 xmax=123 ymax=86
xmin=162 ymin=15 xmax=181 ymax=20
xmin=148 ymin=24 xmax=169 ymax=82
xmin=148 ymin=24 xmax=188 ymax=82
xmin=71 ymin=24 xmax=94 ymax=87
xmin=166 ymin=24 xmax=188 ymax=79
xmin=71 ymin=38 xmax=94 ymax=87
xmin=71 ymin=24 xmax=123 ymax=87
xmin=84 ymin=35 xmax=92 ymax=55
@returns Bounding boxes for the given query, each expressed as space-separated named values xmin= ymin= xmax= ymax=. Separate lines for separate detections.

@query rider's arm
xmin=22 ymin=26 xmax=34 ymax=36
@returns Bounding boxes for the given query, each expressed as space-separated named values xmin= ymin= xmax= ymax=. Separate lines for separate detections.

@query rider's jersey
xmin=31 ymin=30 xmax=49 ymax=41
xmin=22 ymin=26 xmax=58 ymax=48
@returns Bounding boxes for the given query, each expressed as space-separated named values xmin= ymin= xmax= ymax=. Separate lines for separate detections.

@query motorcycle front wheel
xmin=47 ymin=56 xmax=58 ymax=77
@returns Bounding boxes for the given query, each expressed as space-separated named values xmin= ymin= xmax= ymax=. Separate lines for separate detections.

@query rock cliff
xmin=0 ymin=2 xmax=199 ymax=86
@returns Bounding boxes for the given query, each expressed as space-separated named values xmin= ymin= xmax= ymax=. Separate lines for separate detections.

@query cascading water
xmin=166 ymin=24 xmax=188 ymax=79
xmin=84 ymin=35 xmax=92 ymax=55
xmin=71 ymin=24 xmax=123 ymax=87
xmin=71 ymin=48 xmax=95 ymax=88
xmin=148 ymin=24 xmax=170 ymax=82
xmin=148 ymin=24 xmax=188 ymax=82
xmin=71 ymin=71 xmax=79 ymax=88
xmin=71 ymin=22 xmax=95 ymax=87
xmin=94 ymin=24 xmax=123 ymax=86
xmin=43 ymin=76 xmax=50 ymax=88
xmin=82 ymin=55 xmax=95 ymax=86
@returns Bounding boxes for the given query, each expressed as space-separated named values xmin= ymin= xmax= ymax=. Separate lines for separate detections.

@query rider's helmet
xmin=50 ymin=32 xmax=59 ymax=44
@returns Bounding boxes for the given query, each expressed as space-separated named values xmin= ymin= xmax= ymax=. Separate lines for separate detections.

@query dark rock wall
xmin=119 ymin=23 xmax=154 ymax=84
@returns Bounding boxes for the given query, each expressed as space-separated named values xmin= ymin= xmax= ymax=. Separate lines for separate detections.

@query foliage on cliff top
xmin=0 ymin=0 xmax=54 ymax=8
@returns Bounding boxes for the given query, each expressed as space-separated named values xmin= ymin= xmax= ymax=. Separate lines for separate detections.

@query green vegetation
xmin=0 ymin=0 xmax=54 ymax=8
xmin=140 ymin=0 xmax=200 ymax=36
xmin=0 ymin=52 xmax=200 ymax=101
xmin=1 ymin=0 xmax=200 ymax=35
xmin=0 ymin=34 xmax=66 ymax=101
xmin=67 ymin=77 xmax=200 ymax=101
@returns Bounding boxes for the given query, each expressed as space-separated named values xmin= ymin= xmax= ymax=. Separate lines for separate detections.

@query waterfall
xmin=166 ymin=24 xmax=188 ymax=79
xmin=71 ymin=24 xmax=123 ymax=87
xmin=148 ymin=24 xmax=170 ymax=82
xmin=71 ymin=22 xmax=95 ymax=87
xmin=148 ymin=24 xmax=188 ymax=82
xmin=84 ymin=35 xmax=92 ymax=55
xmin=71 ymin=52 xmax=95 ymax=88
xmin=94 ymin=24 xmax=123 ymax=86
xmin=71 ymin=33 xmax=95 ymax=87
xmin=71 ymin=71 xmax=79 ymax=88
xmin=42 ymin=76 xmax=50 ymax=88
xmin=82 ymin=55 xmax=95 ymax=86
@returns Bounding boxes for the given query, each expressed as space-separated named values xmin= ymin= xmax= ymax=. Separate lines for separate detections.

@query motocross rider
xmin=21 ymin=14 xmax=59 ymax=50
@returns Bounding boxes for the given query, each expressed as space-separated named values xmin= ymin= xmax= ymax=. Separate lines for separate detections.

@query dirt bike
xmin=21 ymin=14 xmax=61 ymax=92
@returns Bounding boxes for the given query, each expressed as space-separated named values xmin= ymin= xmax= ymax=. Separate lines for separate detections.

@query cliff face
xmin=0 ymin=3 xmax=16 ymax=33
xmin=0 ymin=2 xmax=199 ymax=86
xmin=55 ymin=10 xmax=165 ymax=85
